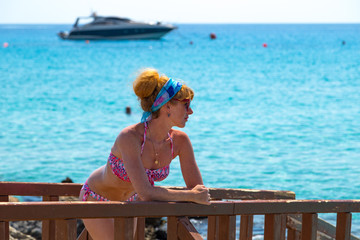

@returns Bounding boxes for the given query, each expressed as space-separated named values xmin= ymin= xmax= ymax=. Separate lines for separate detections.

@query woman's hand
xmin=191 ymin=185 xmax=211 ymax=205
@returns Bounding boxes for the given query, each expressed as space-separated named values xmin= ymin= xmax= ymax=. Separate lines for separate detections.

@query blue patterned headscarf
xmin=141 ymin=78 xmax=182 ymax=123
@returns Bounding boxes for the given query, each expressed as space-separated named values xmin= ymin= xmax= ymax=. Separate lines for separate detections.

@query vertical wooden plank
xmin=42 ymin=195 xmax=59 ymax=240
xmin=55 ymin=219 xmax=67 ymax=240
xmin=66 ymin=219 xmax=77 ymax=240
xmin=0 ymin=221 xmax=9 ymax=240
xmin=264 ymin=214 xmax=285 ymax=240
xmin=218 ymin=215 xmax=236 ymax=240
xmin=135 ymin=217 xmax=145 ymax=240
xmin=0 ymin=196 xmax=9 ymax=240
xmin=336 ymin=213 xmax=352 ymax=240
xmin=55 ymin=219 xmax=77 ymax=240
xmin=240 ymin=215 xmax=253 ymax=240
xmin=167 ymin=217 xmax=178 ymax=240
xmin=279 ymin=214 xmax=286 ymax=240
xmin=301 ymin=213 xmax=318 ymax=240
xmin=287 ymin=229 xmax=295 ymax=240
xmin=207 ymin=216 xmax=217 ymax=240
xmin=287 ymin=229 xmax=300 ymax=240
xmin=114 ymin=217 xmax=134 ymax=240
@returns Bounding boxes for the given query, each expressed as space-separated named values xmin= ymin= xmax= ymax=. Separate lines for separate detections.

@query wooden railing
xmin=1 ymin=182 xmax=359 ymax=240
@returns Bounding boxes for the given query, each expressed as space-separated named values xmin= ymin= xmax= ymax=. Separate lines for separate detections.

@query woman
xmin=79 ymin=68 xmax=210 ymax=239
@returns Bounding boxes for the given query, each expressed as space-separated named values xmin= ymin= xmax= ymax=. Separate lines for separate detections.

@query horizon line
xmin=0 ymin=22 xmax=359 ymax=25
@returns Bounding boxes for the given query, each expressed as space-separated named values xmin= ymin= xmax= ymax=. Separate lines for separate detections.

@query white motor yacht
xmin=58 ymin=14 xmax=176 ymax=40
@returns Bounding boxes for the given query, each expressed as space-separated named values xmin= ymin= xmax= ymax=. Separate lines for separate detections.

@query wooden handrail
xmin=1 ymin=200 xmax=360 ymax=221
xmin=0 ymin=182 xmax=296 ymax=200
xmin=0 ymin=182 xmax=82 ymax=196
xmin=1 ymin=200 xmax=360 ymax=240
xmin=2 ymin=181 xmax=359 ymax=240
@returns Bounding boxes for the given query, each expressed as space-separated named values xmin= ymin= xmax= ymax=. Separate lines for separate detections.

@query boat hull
xmin=59 ymin=26 xmax=175 ymax=40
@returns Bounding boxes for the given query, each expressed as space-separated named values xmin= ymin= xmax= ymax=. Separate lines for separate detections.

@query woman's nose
xmin=188 ymin=107 xmax=193 ymax=115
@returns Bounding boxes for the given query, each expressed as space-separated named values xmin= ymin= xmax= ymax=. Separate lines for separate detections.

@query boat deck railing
xmin=0 ymin=181 xmax=359 ymax=240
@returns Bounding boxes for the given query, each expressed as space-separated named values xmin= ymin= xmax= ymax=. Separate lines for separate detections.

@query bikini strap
xmin=142 ymin=121 xmax=174 ymax=158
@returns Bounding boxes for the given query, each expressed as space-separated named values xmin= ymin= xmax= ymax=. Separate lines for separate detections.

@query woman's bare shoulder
xmin=115 ymin=123 xmax=144 ymax=149
xmin=170 ymin=129 xmax=191 ymax=143
xmin=119 ymin=123 xmax=142 ymax=137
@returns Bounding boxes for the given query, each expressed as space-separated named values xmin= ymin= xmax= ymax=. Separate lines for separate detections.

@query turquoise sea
xmin=1 ymin=24 xmax=360 ymax=237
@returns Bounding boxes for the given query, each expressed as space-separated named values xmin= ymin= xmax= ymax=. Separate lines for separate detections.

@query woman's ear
xmin=165 ymin=101 xmax=172 ymax=109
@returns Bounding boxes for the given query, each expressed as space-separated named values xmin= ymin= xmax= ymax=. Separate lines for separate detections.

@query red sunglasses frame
xmin=174 ymin=99 xmax=191 ymax=111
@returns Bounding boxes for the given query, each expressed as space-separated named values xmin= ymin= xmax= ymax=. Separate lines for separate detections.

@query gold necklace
xmin=148 ymin=126 xmax=165 ymax=165
xmin=150 ymin=139 xmax=160 ymax=165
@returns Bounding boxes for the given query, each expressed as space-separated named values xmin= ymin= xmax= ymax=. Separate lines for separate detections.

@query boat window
xmin=76 ymin=18 xmax=94 ymax=27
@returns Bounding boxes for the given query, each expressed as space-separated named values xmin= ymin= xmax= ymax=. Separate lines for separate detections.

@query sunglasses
xmin=174 ymin=99 xmax=191 ymax=111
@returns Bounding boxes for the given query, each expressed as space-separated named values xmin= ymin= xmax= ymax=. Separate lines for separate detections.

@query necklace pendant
xmin=155 ymin=160 xmax=159 ymax=164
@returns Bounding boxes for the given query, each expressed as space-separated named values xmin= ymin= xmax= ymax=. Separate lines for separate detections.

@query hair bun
xmin=133 ymin=69 xmax=159 ymax=99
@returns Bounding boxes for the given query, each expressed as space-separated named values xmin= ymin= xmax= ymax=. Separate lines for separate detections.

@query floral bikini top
xmin=108 ymin=122 xmax=174 ymax=185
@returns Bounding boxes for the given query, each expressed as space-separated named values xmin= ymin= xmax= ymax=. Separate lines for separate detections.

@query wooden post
xmin=42 ymin=195 xmax=59 ymax=240
xmin=336 ymin=213 xmax=352 ymax=240
xmin=207 ymin=216 xmax=218 ymax=240
xmin=55 ymin=219 xmax=77 ymax=240
xmin=167 ymin=217 xmax=178 ymax=240
xmin=0 ymin=196 xmax=9 ymax=240
xmin=287 ymin=229 xmax=300 ymax=240
xmin=0 ymin=221 xmax=8 ymax=240
xmin=301 ymin=213 xmax=318 ymax=240
xmin=240 ymin=215 xmax=253 ymax=240
xmin=218 ymin=215 xmax=236 ymax=240
xmin=135 ymin=217 xmax=145 ymax=240
xmin=264 ymin=214 xmax=286 ymax=240
xmin=114 ymin=217 xmax=134 ymax=240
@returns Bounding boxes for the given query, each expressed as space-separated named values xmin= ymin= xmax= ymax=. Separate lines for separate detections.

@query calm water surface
xmin=1 ymin=24 xmax=360 ymax=236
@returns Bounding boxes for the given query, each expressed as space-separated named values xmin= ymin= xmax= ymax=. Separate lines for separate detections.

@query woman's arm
xmin=177 ymin=131 xmax=203 ymax=189
xmin=117 ymin=130 xmax=209 ymax=205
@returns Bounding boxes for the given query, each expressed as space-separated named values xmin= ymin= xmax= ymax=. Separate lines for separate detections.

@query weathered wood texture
xmin=240 ymin=215 xmax=253 ymax=240
xmin=0 ymin=182 xmax=81 ymax=196
xmin=287 ymin=214 xmax=360 ymax=240
xmin=336 ymin=213 xmax=352 ymax=240
xmin=302 ymin=213 xmax=318 ymax=240
xmin=264 ymin=214 xmax=286 ymax=240
xmin=167 ymin=187 xmax=295 ymax=200
xmin=0 ymin=182 xmax=295 ymax=200
xmin=217 ymin=215 xmax=236 ymax=240
xmin=177 ymin=217 xmax=203 ymax=240
xmin=0 ymin=196 xmax=9 ymax=240
xmin=1 ymin=200 xmax=360 ymax=221
xmin=55 ymin=219 xmax=77 ymax=240
xmin=287 ymin=229 xmax=300 ymax=240
xmin=0 ymin=221 xmax=9 ymax=240
xmin=207 ymin=216 xmax=217 ymax=240
xmin=1 ymin=182 xmax=360 ymax=240
xmin=42 ymin=195 xmax=59 ymax=240
xmin=135 ymin=217 xmax=145 ymax=240
xmin=114 ymin=217 xmax=134 ymax=240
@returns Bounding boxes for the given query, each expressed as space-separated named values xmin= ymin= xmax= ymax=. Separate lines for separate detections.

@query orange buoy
xmin=210 ymin=33 xmax=216 ymax=40
xmin=85 ymin=40 xmax=90 ymax=44
xmin=3 ymin=42 xmax=9 ymax=48
xmin=262 ymin=43 xmax=268 ymax=48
